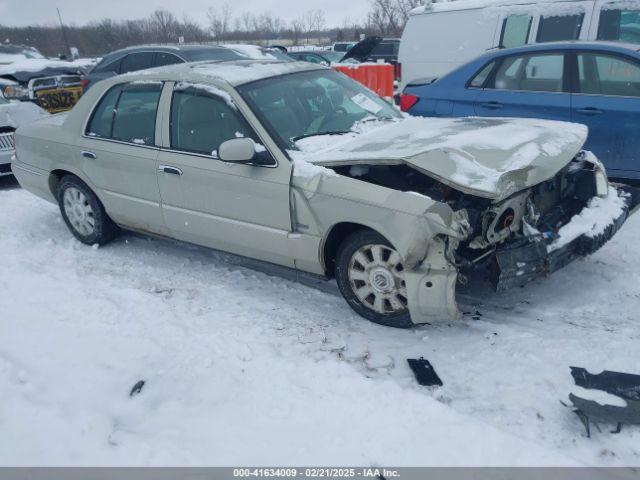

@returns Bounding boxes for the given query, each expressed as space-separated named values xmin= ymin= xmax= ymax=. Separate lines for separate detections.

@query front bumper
xmin=0 ymin=150 xmax=13 ymax=176
xmin=491 ymin=188 xmax=635 ymax=292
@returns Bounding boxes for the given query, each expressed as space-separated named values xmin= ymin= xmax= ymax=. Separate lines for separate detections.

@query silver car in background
xmin=12 ymin=59 xmax=633 ymax=327
xmin=0 ymin=96 xmax=48 ymax=176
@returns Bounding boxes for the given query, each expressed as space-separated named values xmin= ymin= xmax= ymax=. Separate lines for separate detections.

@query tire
xmin=335 ymin=230 xmax=413 ymax=328
xmin=57 ymin=175 xmax=119 ymax=245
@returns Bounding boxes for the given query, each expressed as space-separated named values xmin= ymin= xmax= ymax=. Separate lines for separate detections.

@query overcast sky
xmin=0 ymin=0 xmax=371 ymax=27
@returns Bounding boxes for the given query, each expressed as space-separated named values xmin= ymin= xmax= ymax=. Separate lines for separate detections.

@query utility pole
xmin=56 ymin=7 xmax=72 ymax=59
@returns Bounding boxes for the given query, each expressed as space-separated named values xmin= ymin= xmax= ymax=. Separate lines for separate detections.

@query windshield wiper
xmin=291 ymin=131 xmax=350 ymax=142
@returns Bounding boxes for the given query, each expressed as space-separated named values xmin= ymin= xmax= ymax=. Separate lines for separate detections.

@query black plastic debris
xmin=407 ymin=358 xmax=443 ymax=387
xmin=129 ymin=380 xmax=145 ymax=397
xmin=567 ymin=367 xmax=640 ymax=437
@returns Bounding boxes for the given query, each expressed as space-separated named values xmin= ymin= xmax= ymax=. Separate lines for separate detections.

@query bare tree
xmin=207 ymin=2 xmax=232 ymax=41
xmin=290 ymin=17 xmax=305 ymax=46
xmin=149 ymin=9 xmax=179 ymax=42
xmin=240 ymin=12 xmax=253 ymax=32
xmin=303 ymin=10 xmax=316 ymax=44
xmin=313 ymin=10 xmax=326 ymax=36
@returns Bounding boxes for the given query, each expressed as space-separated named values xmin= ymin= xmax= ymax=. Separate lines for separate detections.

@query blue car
xmin=400 ymin=42 xmax=640 ymax=181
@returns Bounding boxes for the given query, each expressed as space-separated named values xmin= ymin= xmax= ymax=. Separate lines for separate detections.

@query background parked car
xmin=399 ymin=0 xmax=640 ymax=90
xmin=332 ymin=42 xmax=356 ymax=53
xmin=342 ymin=36 xmax=401 ymax=79
xmin=0 ymin=44 xmax=88 ymax=113
xmin=0 ymin=95 xmax=48 ymax=176
xmin=400 ymin=41 xmax=640 ymax=181
xmin=82 ymin=45 xmax=242 ymax=91
xmin=287 ymin=50 xmax=355 ymax=65
xmin=82 ymin=44 xmax=292 ymax=92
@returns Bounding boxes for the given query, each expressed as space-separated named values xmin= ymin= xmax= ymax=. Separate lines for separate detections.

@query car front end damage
xmin=452 ymin=152 xmax=632 ymax=295
xmin=314 ymin=150 xmax=634 ymax=325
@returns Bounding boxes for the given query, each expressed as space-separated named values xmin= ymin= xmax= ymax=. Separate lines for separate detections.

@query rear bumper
xmin=491 ymin=188 xmax=635 ymax=292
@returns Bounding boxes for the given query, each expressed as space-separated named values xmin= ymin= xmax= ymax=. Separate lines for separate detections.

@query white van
xmin=398 ymin=0 xmax=640 ymax=89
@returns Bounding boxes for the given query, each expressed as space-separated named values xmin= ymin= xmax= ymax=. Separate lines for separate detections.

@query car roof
xmin=411 ymin=0 xmax=588 ymax=15
xmin=116 ymin=59 xmax=324 ymax=88
xmin=108 ymin=44 xmax=231 ymax=55
xmin=292 ymin=51 xmax=330 ymax=55
xmin=485 ymin=41 xmax=640 ymax=57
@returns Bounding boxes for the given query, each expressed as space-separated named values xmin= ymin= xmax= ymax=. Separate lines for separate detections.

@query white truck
xmin=398 ymin=0 xmax=640 ymax=89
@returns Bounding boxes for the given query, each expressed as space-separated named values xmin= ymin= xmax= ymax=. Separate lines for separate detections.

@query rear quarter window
xmin=469 ymin=61 xmax=496 ymax=88
xmin=92 ymin=56 xmax=123 ymax=74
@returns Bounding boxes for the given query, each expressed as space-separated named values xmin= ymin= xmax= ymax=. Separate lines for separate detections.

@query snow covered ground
xmin=1 ymin=176 xmax=639 ymax=466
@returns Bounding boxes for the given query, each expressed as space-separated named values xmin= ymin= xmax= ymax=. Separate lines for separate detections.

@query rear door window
xmin=500 ymin=14 xmax=533 ymax=48
xmin=597 ymin=8 xmax=640 ymax=44
xmin=120 ymin=52 xmax=155 ymax=74
xmin=537 ymin=14 xmax=585 ymax=42
xmin=491 ymin=53 xmax=564 ymax=92
xmin=86 ymin=82 xmax=162 ymax=145
xmin=578 ymin=53 xmax=640 ymax=97
xmin=155 ymin=52 xmax=184 ymax=67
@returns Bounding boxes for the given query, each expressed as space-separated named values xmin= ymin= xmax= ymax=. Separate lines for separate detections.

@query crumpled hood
xmin=0 ymin=101 xmax=49 ymax=128
xmin=294 ymin=117 xmax=588 ymax=201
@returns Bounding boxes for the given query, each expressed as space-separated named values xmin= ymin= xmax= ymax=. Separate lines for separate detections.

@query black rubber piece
xmin=407 ymin=357 xmax=443 ymax=386
xmin=335 ymin=229 xmax=413 ymax=328
xmin=129 ymin=380 xmax=145 ymax=397
xmin=57 ymin=175 xmax=120 ymax=245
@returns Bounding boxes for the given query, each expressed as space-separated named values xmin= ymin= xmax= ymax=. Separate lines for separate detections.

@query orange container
xmin=332 ymin=63 xmax=395 ymax=99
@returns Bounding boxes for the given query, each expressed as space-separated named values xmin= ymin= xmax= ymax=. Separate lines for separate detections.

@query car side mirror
xmin=218 ymin=138 xmax=256 ymax=163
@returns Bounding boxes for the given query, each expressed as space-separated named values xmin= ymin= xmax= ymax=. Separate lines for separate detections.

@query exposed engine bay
xmin=330 ymin=152 xmax=625 ymax=292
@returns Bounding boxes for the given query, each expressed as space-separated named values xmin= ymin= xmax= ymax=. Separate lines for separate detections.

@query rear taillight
xmin=395 ymin=63 xmax=402 ymax=82
xmin=399 ymin=93 xmax=419 ymax=112
xmin=80 ymin=78 xmax=89 ymax=91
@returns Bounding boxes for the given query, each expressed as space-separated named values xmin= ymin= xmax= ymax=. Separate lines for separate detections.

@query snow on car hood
xmin=291 ymin=116 xmax=588 ymax=201
xmin=0 ymin=57 xmax=92 ymax=80
xmin=0 ymin=101 xmax=49 ymax=128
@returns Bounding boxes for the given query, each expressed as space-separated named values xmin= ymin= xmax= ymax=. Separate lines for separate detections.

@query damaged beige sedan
xmin=13 ymin=60 xmax=633 ymax=327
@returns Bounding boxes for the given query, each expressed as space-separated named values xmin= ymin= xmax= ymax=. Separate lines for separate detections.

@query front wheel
xmin=57 ymin=175 xmax=119 ymax=245
xmin=335 ymin=230 xmax=413 ymax=328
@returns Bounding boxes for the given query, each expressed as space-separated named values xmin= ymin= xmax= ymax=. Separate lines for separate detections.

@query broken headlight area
xmin=330 ymin=155 xmax=631 ymax=293
xmin=455 ymin=154 xmax=630 ymax=292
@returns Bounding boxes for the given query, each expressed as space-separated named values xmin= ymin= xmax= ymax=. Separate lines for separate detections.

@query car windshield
xmin=182 ymin=48 xmax=245 ymax=62
xmin=0 ymin=45 xmax=45 ymax=59
xmin=333 ymin=43 xmax=353 ymax=52
xmin=228 ymin=45 xmax=294 ymax=62
xmin=322 ymin=51 xmax=347 ymax=63
xmin=238 ymin=69 xmax=401 ymax=150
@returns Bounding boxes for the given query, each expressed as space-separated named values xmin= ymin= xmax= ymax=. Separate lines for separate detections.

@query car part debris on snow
xmin=566 ymin=367 xmax=640 ymax=437
xmin=129 ymin=380 xmax=145 ymax=397
xmin=407 ymin=358 xmax=443 ymax=387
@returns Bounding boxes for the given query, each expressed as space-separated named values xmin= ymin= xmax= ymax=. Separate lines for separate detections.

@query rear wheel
xmin=57 ymin=175 xmax=119 ymax=245
xmin=335 ymin=230 xmax=413 ymax=328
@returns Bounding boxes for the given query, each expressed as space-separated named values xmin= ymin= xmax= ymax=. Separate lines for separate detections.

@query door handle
xmin=480 ymin=101 xmax=503 ymax=110
xmin=158 ymin=165 xmax=183 ymax=175
xmin=575 ymin=107 xmax=603 ymax=116
xmin=81 ymin=151 xmax=96 ymax=159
